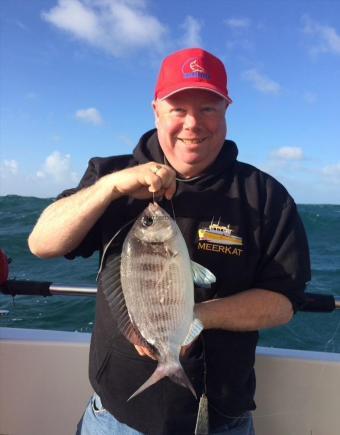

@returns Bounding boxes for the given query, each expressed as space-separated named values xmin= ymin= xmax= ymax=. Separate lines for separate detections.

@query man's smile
xmin=177 ymin=137 xmax=207 ymax=144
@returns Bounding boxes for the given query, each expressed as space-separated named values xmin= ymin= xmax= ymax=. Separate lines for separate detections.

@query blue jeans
xmin=76 ymin=393 xmax=255 ymax=435
xmin=209 ymin=412 xmax=255 ymax=435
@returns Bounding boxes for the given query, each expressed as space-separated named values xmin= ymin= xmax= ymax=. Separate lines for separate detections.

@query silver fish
xmin=103 ymin=202 xmax=215 ymax=400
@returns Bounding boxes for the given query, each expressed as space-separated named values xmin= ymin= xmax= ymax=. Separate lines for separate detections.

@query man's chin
xmin=182 ymin=154 xmax=206 ymax=165
xmin=179 ymin=158 xmax=208 ymax=176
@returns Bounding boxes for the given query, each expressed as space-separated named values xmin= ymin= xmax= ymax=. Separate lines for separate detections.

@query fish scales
xmin=130 ymin=249 xmax=185 ymax=321
xmin=128 ymin=256 xmax=185 ymax=343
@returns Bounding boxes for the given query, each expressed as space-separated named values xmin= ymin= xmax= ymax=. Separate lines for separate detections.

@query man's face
xmin=153 ymin=89 xmax=228 ymax=178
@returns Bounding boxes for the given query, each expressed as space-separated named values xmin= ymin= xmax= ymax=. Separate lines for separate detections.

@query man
xmin=28 ymin=48 xmax=311 ymax=435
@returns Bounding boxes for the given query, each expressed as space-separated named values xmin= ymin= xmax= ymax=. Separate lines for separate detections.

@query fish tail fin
xmin=127 ymin=363 xmax=167 ymax=401
xmin=127 ymin=361 xmax=197 ymax=401
xmin=168 ymin=365 xmax=197 ymax=399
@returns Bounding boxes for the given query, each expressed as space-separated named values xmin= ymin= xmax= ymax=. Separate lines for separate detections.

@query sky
xmin=1 ymin=0 xmax=340 ymax=203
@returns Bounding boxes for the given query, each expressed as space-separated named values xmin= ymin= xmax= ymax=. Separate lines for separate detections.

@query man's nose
xmin=183 ymin=112 xmax=200 ymax=129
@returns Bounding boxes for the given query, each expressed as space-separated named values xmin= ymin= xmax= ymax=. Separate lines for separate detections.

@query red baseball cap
xmin=154 ymin=48 xmax=232 ymax=103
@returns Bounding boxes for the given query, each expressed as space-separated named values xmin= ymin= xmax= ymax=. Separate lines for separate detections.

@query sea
xmin=1 ymin=195 xmax=340 ymax=353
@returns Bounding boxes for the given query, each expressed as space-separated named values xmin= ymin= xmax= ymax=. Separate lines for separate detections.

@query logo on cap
xmin=182 ymin=57 xmax=210 ymax=80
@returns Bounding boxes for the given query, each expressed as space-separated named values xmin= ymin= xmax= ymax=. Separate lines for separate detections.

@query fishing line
xmin=194 ymin=336 xmax=209 ymax=434
xmin=96 ymin=218 xmax=135 ymax=280
xmin=162 ymin=155 xmax=177 ymax=222
xmin=170 ymin=198 xmax=176 ymax=222
xmin=324 ymin=314 xmax=340 ymax=352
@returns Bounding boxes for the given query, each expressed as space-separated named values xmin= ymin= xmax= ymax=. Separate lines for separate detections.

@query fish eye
xmin=141 ymin=216 xmax=154 ymax=227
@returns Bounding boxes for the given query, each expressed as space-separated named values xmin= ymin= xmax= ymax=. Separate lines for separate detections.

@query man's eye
xmin=202 ymin=107 xmax=215 ymax=113
xmin=171 ymin=108 xmax=185 ymax=115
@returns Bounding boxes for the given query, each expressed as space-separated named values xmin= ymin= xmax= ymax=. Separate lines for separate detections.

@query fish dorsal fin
xmin=191 ymin=261 xmax=216 ymax=288
xmin=100 ymin=254 xmax=156 ymax=354
xmin=181 ymin=318 xmax=204 ymax=346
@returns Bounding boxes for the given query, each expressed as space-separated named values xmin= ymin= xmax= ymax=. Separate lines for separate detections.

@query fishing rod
xmin=0 ymin=249 xmax=97 ymax=315
xmin=0 ymin=249 xmax=339 ymax=313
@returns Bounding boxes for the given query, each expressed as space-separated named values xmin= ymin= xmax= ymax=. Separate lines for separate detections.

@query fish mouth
xmin=145 ymin=202 xmax=170 ymax=223
xmin=148 ymin=202 xmax=160 ymax=213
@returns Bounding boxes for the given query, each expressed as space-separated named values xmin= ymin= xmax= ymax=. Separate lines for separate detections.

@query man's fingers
xmin=149 ymin=165 xmax=162 ymax=176
xmin=144 ymin=173 xmax=162 ymax=193
xmin=143 ymin=164 xmax=176 ymax=196
xmin=109 ymin=162 xmax=176 ymax=200
xmin=164 ymin=181 xmax=176 ymax=200
xmin=159 ymin=167 xmax=177 ymax=200
xmin=134 ymin=344 xmax=157 ymax=360
xmin=134 ymin=345 xmax=145 ymax=356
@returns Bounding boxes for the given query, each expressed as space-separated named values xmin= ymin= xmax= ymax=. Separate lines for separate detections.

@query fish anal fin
xmin=181 ymin=318 xmax=204 ymax=347
xmin=125 ymin=322 xmax=158 ymax=356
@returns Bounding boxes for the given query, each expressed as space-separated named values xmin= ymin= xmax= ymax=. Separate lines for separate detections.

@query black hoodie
xmin=59 ymin=129 xmax=310 ymax=434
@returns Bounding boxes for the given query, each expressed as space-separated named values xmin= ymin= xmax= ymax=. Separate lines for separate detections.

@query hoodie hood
xmin=133 ymin=129 xmax=238 ymax=186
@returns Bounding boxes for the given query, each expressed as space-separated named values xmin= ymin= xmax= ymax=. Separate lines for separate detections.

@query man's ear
xmin=152 ymin=100 xmax=158 ymax=114
xmin=152 ymin=100 xmax=159 ymax=128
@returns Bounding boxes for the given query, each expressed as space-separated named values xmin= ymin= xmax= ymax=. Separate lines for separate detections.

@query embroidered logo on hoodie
xmin=197 ymin=219 xmax=243 ymax=256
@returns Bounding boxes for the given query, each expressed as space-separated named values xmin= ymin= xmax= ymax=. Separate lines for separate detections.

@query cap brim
xmin=157 ymin=84 xmax=232 ymax=104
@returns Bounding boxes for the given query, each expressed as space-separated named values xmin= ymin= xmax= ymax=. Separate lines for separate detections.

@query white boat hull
xmin=1 ymin=327 xmax=339 ymax=435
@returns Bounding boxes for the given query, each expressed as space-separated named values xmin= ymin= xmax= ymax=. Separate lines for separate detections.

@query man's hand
xmin=134 ymin=344 xmax=158 ymax=360
xmin=110 ymin=162 xmax=177 ymax=200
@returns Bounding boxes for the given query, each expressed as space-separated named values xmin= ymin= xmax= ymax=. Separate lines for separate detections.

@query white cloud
xmin=242 ymin=69 xmax=281 ymax=94
xmin=75 ymin=107 xmax=103 ymax=125
xmin=0 ymin=160 xmax=19 ymax=176
xmin=224 ymin=17 xmax=254 ymax=52
xmin=41 ymin=0 xmax=167 ymax=56
xmin=180 ymin=16 xmax=203 ymax=47
xmin=302 ymin=16 xmax=340 ymax=56
xmin=42 ymin=0 xmax=99 ymax=42
xmin=0 ymin=153 xmax=80 ymax=198
xmin=271 ymin=147 xmax=304 ymax=161
xmin=36 ymin=151 xmax=78 ymax=184
xmin=224 ymin=18 xmax=250 ymax=30
xmin=322 ymin=163 xmax=340 ymax=184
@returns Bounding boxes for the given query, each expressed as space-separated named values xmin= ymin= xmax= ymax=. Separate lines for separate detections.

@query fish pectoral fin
xmin=191 ymin=261 xmax=216 ymax=288
xmin=181 ymin=318 xmax=204 ymax=346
